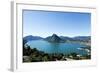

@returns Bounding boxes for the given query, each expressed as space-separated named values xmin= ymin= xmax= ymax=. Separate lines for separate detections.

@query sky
xmin=23 ymin=10 xmax=91 ymax=38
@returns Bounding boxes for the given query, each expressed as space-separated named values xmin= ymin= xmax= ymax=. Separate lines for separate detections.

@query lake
xmin=26 ymin=40 xmax=88 ymax=55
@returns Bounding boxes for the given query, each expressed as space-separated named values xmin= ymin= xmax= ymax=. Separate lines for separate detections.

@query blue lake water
xmin=26 ymin=40 xmax=88 ymax=55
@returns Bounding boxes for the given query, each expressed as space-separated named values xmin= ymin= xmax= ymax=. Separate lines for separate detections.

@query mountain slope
xmin=60 ymin=36 xmax=74 ymax=41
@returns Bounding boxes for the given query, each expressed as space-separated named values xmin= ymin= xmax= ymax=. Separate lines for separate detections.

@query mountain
xmin=73 ymin=36 xmax=91 ymax=42
xmin=45 ymin=34 xmax=65 ymax=43
xmin=60 ymin=36 xmax=74 ymax=41
xmin=23 ymin=35 xmax=91 ymax=44
xmin=23 ymin=35 xmax=43 ymax=44
xmin=60 ymin=36 xmax=90 ymax=42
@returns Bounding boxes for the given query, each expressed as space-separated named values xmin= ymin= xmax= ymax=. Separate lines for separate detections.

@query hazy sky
xmin=23 ymin=10 xmax=91 ymax=38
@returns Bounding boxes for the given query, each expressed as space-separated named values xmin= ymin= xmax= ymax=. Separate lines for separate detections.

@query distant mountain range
xmin=73 ymin=36 xmax=91 ymax=41
xmin=23 ymin=34 xmax=91 ymax=44
xmin=23 ymin=35 xmax=43 ymax=45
